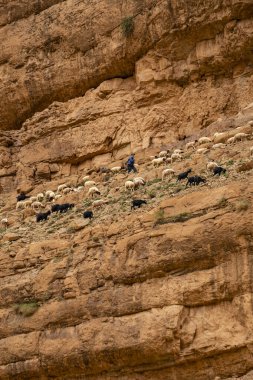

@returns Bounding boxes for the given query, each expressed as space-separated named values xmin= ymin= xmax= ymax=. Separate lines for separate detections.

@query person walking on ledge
xmin=127 ymin=153 xmax=137 ymax=173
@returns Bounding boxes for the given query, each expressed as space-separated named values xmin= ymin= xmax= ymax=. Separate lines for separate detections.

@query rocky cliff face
xmin=1 ymin=0 xmax=253 ymax=192
xmin=1 ymin=1 xmax=253 ymax=379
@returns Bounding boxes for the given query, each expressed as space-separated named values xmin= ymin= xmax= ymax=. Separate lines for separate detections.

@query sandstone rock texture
xmin=1 ymin=0 xmax=253 ymax=191
xmin=1 ymin=179 xmax=253 ymax=379
xmin=1 ymin=0 xmax=253 ymax=379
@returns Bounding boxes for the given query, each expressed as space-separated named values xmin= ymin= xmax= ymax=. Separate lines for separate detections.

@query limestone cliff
xmin=1 ymin=1 xmax=253 ymax=379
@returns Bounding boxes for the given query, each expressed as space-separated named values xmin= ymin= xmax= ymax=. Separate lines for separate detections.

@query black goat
xmin=213 ymin=166 xmax=226 ymax=176
xmin=17 ymin=192 xmax=29 ymax=202
xmin=58 ymin=203 xmax=75 ymax=213
xmin=83 ymin=211 xmax=93 ymax=219
xmin=177 ymin=168 xmax=192 ymax=182
xmin=51 ymin=204 xmax=61 ymax=213
xmin=51 ymin=203 xmax=74 ymax=213
xmin=36 ymin=210 xmax=51 ymax=222
xmin=131 ymin=199 xmax=147 ymax=209
xmin=186 ymin=175 xmax=206 ymax=186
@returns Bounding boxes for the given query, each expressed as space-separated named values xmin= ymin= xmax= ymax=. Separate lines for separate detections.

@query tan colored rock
xmin=35 ymin=163 xmax=51 ymax=180
xmin=1 ymin=1 xmax=253 ymax=379
xmin=2 ymin=232 xmax=21 ymax=242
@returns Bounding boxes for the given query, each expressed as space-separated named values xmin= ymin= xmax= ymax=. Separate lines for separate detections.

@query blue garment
xmin=127 ymin=155 xmax=135 ymax=166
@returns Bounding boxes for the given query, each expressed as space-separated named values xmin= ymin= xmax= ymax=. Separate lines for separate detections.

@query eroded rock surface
xmin=1 ymin=1 xmax=253 ymax=379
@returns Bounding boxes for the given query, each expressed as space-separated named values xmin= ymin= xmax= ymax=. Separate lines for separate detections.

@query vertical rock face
xmin=1 ymin=0 xmax=253 ymax=190
xmin=1 ymin=1 xmax=253 ymax=379
xmin=1 ymin=0 xmax=253 ymax=131
xmin=1 ymin=183 xmax=253 ymax=380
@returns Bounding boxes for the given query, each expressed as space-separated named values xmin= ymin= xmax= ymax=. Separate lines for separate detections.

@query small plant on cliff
xmin=147 ymin=189 xmax=156 ymax=199
xmin=236 ymin=199 xmax=251 ymax=212
xmin=83 ymin=199 xmax=92 ymax=207
xmin=169 ymin=212 xmax=193 ymax=223
xmin=147 ymin=178 xmax=161 ymax=186
xmin=121 ymin=16 xmax=134 ymax=37
xmin=154 ymin=208 xmax=165 ymax=225
xmin=14 ymin=301 xmax=39 ymax=317
xmin=217 ymin=197 xmax=229 ymax=208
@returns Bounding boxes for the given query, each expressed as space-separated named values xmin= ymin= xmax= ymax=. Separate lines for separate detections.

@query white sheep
xmin=54 ymin=194 xmax=62 ymax=200
xmin=125 ymin=180 xmax=135 ymax=192
xmin=84 ymin=180 xmax=96 ymax=188
xmin=1 ymin=218 xmax=8 ymax=228
xmin=152 ymin=157 xmax=165 ymax=167
xmin=212 ymin=143 xmax=226 ymax=149
xmin=24 ymin=199 xmax=33 ymax=208
xmin=227 ymin=136 xmax=235 ymax=144
xmin=31 ymin=201 xmax=44 ymax=210
xmin=173 ymin=149 xmax=183 ymax=154
xmin=233 ymin=132 xmax=250 ymax=142
xmin=213 ymin=131 xmax=229 ymax=144
xmin=82 ymin=176 xmax=90 ymax=183
xmin=16 ymin=201 xmax=26 ymax=210
xmin=171 ymin=153 xmax=182 ymax=162
xmin=92 ymin=199 xmax=107 ymax=208
xmin=45 ymin=190 xmax=56 ymax=200
xmin=134 ymin=176 xmax=145 ymax=183
xmin=196 ymin=148 xmax=208 ymax=154
xmin=206 ymin=161 xmax=218 ymax=171
xmin=185 ymin=141 xmax=196 ymax=150
xmin=37 ymin=193 xmax=44 ymax=202
xmin=30 ymin=196 xmax=37 ymax=202
xmin=158 ymin=151 xmax=168 ymax=158
xmin=73 ymin=186 xmax=84 ymax=192
xmin=213 ymin=132 xmax=224 ymax=138
xmin=88 ymin=186 xmax=101 ymax=197
xmin=213 ymin=132 xmax=228 ymax=143
xmin=133 ymin=178 xmax=145 ymax=188
xmin=165 ymin=157 xmax=172 ymax=163
xmin=162 ymin=168 xmax=175 ymax=180
xmin=198 ymin=137 xmax=212 ymax=145
xmin=110 ymin=166 xmax=121 ymax=173
xmin=62 ymin=187 xmax=72 ymax=195
xmin=57 ymin=184 xmax=68 ymax=192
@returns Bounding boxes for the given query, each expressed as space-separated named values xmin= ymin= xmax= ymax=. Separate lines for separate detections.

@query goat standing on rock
xmin=213 ymin=166 xmax=226 ymax=176
xmin=83 ymin=211 xmax=93 ymax=219
xmin=131 ymin=200 xmax=147 ymax=209
xmin=17 ymin=192 xmax=29 ymax=202
xmin=177 ymin=169 xmax=192 ymax=182
xmin=36 ymin=210 xmax=51 ymax=222
xmin=186 ymin=176 xmax=206 ymax=186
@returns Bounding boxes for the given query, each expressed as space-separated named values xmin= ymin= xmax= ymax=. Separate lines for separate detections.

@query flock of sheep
xmin=1 ymin=121 xmax=253 ymax=228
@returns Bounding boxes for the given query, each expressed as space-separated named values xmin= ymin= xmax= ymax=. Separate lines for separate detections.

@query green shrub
xmin=14 ymin=302 xmax=39 ymax=317
xmin=169 ymin=212 xmax=192 ymax=223
xmin=147 ymin=178 xmax=162 ymax=186
xmin=83 ymin=199 xmax=92 ymax=207
xmin=217 ymin=197 xmax=228 ymax=208
xmin=154 ymin=208 xmax=165 ymax=225
xmin=121 ymin=16 xmax=134 ymax=37
xmin=236 ymin=199 xmax=250 ymax=212
xmin=147 ymin=190 xmax=156 ymax=199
